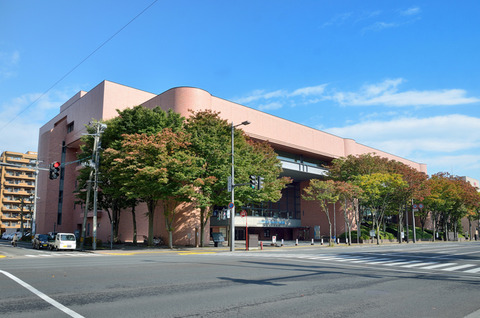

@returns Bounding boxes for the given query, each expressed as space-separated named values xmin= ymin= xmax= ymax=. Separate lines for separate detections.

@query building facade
xmin=0 ymin=151 xmax=37 ymax=235
xmin=37 ymin=81 xmax=427 ymax=245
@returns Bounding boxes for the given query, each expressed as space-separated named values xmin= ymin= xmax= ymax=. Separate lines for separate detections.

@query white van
xmin=50 ymin=233 xmax=77 ymax=251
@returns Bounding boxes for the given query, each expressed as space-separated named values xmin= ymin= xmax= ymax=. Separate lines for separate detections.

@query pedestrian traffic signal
xmin=249 ymin=175 xmax=257 ymax=189
xmin=258 ymin=176 xmax=264 ymax=190
xmin=49 ymin=161 xmax=61 ymax=180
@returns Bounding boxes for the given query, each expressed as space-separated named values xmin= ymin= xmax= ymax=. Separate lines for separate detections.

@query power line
xmin=0 ymin=0 xmax=158 ymax=133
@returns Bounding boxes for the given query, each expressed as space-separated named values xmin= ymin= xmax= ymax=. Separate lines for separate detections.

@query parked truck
xmin=49 ymin=233 xmax=77 ymax=251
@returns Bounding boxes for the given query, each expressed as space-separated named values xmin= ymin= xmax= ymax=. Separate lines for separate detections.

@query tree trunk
xmin=147 ymin=199 xmax=155 ymax=246
xmin=168 ymin=231 xmax=173 ymax=249
xmin=454 ymin=220 xmax=458 ymax=241
xmin=200 ymin=207 xmax=207 ymax=247
xmin=469 ymin=219 xmax=472 ymax=241
xmin=347 ymin=222 xmax=352 ymax=246
xmin=324 ymin=208 xmax=333 ymax=246
xmin=357 ymin=204 xmax=362 ymax=244
xmin=132 ymin=204 xmax=137 ymax=245
xmin=113 ymin=205 xmax=121 ymax=243
xmin=444 ymin=217 xmax=448 ymax=241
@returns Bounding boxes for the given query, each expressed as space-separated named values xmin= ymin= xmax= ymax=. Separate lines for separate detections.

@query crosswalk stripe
xmin=440 ymin=264 xmax=476 ymax=271
xmin=401 ymin=262 xmax=437 ymax=268
xmin=363 ymin=258 xmax=393 ymax=264
xmin=25 ymin=253 xmax=100 ymax=258
xmin=463 ymin=267 xmax=480 ymax=273
xmin=349 ymin=258 xmax=378 ymax=263
xmin=421 ymin=263 xmax=457 ymax=269
xmin=221 ymin=253 xmax=480 ymax=274
xmin=382 ymin=260 xmax=412 ymax=266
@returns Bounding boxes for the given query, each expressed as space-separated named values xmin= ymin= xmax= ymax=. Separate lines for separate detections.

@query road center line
xmin=0 ymin=270 xmax=84 ymax=318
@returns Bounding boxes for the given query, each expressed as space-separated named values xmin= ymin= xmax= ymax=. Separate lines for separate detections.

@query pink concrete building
xmin=37 ymin=80 xmax=427 ymax=245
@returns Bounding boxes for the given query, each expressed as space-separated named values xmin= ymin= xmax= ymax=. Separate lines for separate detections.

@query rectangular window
xmin=67 ymin=122 xmax=74 ymax=133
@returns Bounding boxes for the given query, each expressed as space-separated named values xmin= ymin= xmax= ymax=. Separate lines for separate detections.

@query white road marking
xmin=421 ymin=263 xmax=457 ymax=270
xmin=440 ymin=264 xmax=476 ymax=272
xmin=464 ymin=267 xmax=480 ymax=274
xmin=0 ymin=270 xmax=84 ymax=318
xmin=401 ymin=262 xmax=437 ymax=268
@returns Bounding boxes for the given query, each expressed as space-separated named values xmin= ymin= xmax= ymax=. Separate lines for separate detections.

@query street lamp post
xmin=230 ymin=120 xmax=250 ymax=252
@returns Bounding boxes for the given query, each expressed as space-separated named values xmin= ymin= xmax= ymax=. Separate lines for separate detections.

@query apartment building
xmin=0 ymin=151 xmax=37 ymax=235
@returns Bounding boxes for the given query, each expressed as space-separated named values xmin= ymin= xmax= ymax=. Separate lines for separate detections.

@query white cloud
xmin=419 ymin=154 xmax=480 ymax=176
xmin=330 ymin=78 xmax=480 ymax=106
xmin=258 ymin=102 xmax=283 ymax=111
xmin=322 ymin=12 xmax=353 ymax=28
xmin=233 ymin=84 xmax=329 ymax=110
xmin=233 ymin=89 xmax=287 ymax=104
xmin=401 ymin=6 xmax=421 ymax=16
xmin=0 ymin=89 xmax=72 ymax=153
xmin=362 ymin=21 xmax=399 ymax=33
xmin=325 ymin=114 xmax=480 ymax=156
xmin=325 ymin=114 xmax=480 ymax=177
xmin=361 ymin=6 xmax=421 ymax=34
xmin=0 ymin=50 xmax=20 ymax=79
xmin=290 ymin=84 xmax=327 ymax=97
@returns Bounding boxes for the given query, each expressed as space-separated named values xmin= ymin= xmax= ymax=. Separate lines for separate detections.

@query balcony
xmin=280 ymin=160 xmax=328 ymax=181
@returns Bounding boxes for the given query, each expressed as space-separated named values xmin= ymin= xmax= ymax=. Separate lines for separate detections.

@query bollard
xmin=337 ymin=238 xmax=340 ymax=244
xmin=260 ymin=241 xmax=263 ymax=250
xmin=346 ymin=238 xmax=348 ymax=245
xmin=321 ymin=238 xmax=323 ymax=245
xmin=281 ymin=239 xmax=284 ymax=246
xmin=311 ymin=238 xmax=314 ymax=245
xmin=295 ymin=239 xmax=298 ymax=246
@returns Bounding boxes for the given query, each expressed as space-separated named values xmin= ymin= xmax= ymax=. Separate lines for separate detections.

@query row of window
xmin=5 ymin=172 xmax=35 ymax=178
xmin=1 ymin=221 xmax=30 ymax=227
xmin=5 ymin=156 xmax=36 ymax=163
xmin=4 ymin=179 xmax=35 ymax=186
xmin=1 ymin=212 xmax=31 ymax=218
xmin=3 ymin=188 xmax=34 ymax=194
xmin=2 ymin=204 xmax=33 ymax=210
xmin=2 ymin=195 xmax=34 ymax=202
xmin=276 ymin=150 xmax=328 ymax=168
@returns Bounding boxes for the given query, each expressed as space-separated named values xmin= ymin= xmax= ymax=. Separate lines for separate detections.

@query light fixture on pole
xmin=230 ymin=120 xmax=250 ymax=252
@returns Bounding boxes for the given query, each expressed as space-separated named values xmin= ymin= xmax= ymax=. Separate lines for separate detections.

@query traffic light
xmin=49 ymin=161 xmax=61 ymax=180
xmin=258 ymin=176 xmax=264 ymax=190
xmin=249 ymin=175 xmax=257 ymax=189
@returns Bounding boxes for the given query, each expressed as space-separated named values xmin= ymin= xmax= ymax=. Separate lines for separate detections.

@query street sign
xmin=240 ymin=210 xmax=246 ymax=217
xmin=228 ymin=202 xmax=234 ymax=209
xmin=227 ymin=176 xmax=232 ymax=192
xmin=419 ymin=204 xmax=424 ymax=209
xmin=413 ymin=204 xmax=418 ymax=209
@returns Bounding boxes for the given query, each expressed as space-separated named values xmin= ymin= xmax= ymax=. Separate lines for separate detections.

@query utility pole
xmin=32 ymin=160 xmax=39 ymax=236
xmin=92 ymin=123 xmax=106 ymax=250
xmin=229 ymin=121 xmax=250 ymax=252
xmin=79 ymin=122 xmax=106 ymax=250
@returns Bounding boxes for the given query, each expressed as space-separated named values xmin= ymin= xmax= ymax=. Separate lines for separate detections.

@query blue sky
xmin=1 ymin=1 xmax=479 ymax=180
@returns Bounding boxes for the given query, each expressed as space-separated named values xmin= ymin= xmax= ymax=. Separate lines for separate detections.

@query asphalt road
xmin=1 ymin=241 xmax=480 ymax=318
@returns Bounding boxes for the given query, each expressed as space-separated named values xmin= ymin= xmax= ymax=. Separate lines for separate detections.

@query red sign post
xmin=241 ymin=210 xmax=248 ymax=250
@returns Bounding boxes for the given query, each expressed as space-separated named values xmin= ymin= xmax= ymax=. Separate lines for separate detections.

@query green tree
xmin=387 ymin=161 xmax=430 ymax=243
xmin=103 ymin=128 xmax=200 ymax=247
xmin=335 ymin=181 xmax=363 ymax=245
xmin=354 ymin=173 xmax=407 ymax=245
xmin=303 ymin=179 xmax=339 ymax=246
xmin=185 ymin=110 xmax=290 ymax=246
xmin=328 ymin=153 xmax=390 ymax=182
xmin=76 ymin=106 xmax=184 ymax=244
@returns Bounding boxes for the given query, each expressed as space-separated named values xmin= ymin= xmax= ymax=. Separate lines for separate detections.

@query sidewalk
xmin=88 ymin=239 xmax=395 ymax=255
